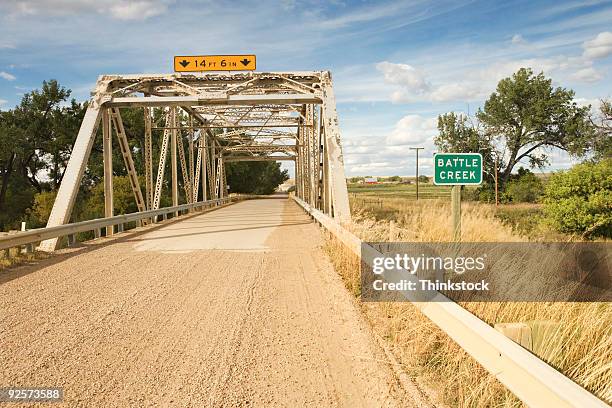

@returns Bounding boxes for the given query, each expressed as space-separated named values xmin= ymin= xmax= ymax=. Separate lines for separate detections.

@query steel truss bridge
xmin=39 ymin=71 xmax=351 ymax=251
xmin=0 ymin=71 xmax=607 ymax=408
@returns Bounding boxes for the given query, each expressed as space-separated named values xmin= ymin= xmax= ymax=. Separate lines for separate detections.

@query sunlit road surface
xmin=0 ymin=197 xmax=425 ymax=407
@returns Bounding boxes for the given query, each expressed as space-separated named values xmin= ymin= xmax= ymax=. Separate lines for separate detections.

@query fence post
xmin=19 ymin=223 xmax=27 ymax=254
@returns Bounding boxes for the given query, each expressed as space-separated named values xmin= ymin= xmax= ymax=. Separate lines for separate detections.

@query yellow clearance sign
xmin=174 ymin=55 xmax=256 ymax=72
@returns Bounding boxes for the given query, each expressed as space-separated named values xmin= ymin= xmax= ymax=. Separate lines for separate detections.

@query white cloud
xmin=315 ymin=1 xmax=467 ymax=32
xmin=574 ymin=97 xmax=602 ymax=113
xmin=582 ymin=31 xmax=612 ymax=59
xmin=318 ymin=1 xmax=408 ymax=29
xmin=0 ymin=99 xmax=7 ymax=106
xmin=108 ymin=1 xmax=168 ymax=20
xmin=376 ymin=61 xmax=430 ymax=93
xmin=511 ymin=34 xmax=526 ymax=44
xmin=1 ymin=0 xmax=171 ymax=20
xmin=571 ymin=67 xmax=604 ymax=82
xmin=342 ymin=112 xmax=443 ymax=175
xmin=377 ymin=61 xmax=486 ymax=103
xmin=386 ymin=114 xmax=437 ymax=146
xmin=376 ymin=53 xmax=599 ymax=104
xmin=376 ymin=49 xmax=606 ymax=104
xmin=479 ymin=58 xmax=563 ymax=82
xmin=430 ymin=83 xmax=482 ymax=102
xmin=0 ymin=71 xmax=16 ymax=81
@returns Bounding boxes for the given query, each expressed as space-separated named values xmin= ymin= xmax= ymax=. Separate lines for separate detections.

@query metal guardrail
xmin=292 ymin=196 xmax=608 ymax=408
xmin=0 ymin=197 xmax=235 ymax=252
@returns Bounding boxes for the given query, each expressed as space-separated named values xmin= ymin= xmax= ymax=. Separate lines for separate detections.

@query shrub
xmin=505 ymin=169 xmax=544 ymax=203
xmin=26 ymin=191 xmax=58 ymax=228
xmin=543 ymin=159 xmax=612 ymax=238
xmin=468 ymin=183 xmax=495 ymax=203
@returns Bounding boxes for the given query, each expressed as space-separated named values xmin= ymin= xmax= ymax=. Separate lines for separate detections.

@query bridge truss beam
xmin=39 ymin=71 xmax=351 ymax=250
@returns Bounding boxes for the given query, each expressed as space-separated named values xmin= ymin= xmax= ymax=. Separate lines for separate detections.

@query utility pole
xmin=410 ymin=147 xmax=424 ymax=200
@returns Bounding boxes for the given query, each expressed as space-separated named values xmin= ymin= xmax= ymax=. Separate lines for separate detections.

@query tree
xmin=0 ymin=110 xmax=20 ymax=214
xmin=0 ymin=80 xmax=84 ymax=218
xmin=477 ymin=68 xmax=593 ymax=185
xmin=80 ymin=176 xmax=143 ymax=221
xmin=504 ymin=168 xmax=543 ymax=203
xmin=434 ymin=112 xmax=497 ymax=182
xmin=435 ymin=112 xmax=487 ymax=153
xmin=225 ymin=161 xmax=288 ymax=195
xmin=26 ymin=190 xmax=58 ymax=228
xmin=13 ymin=80 xmax=84 ymax=191
xmin=589 ymin=99 xmax=612 ymax=160
xmin=543 ymin=159 xmax=611 ymax=238
xmin=417 ymin=175 xmax=429 ymax=183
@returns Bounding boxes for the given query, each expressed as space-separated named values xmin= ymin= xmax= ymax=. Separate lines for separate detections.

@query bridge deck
xmin=0 ymin=198 xmax=417 ymax=407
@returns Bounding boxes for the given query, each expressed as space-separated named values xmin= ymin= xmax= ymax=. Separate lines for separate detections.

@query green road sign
xmin=434 ymin=153 xmax=483 ymax=185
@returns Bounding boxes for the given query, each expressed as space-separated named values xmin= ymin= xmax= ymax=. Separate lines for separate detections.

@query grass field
xmin=324 ymin=184 xmax=612 ymax=406
xmin=348 ymin=182 xmax=454 ymax=199
xmin=348 ymin=182 xmax=559 ymax=240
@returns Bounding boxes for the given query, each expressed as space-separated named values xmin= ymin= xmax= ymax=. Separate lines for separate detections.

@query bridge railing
xmin=0 ymin=196 xmax=236 ymax=252
xmin=292 ymin=195 xmax=608 ymax=408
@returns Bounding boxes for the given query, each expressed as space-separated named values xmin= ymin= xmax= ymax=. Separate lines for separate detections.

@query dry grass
xmin=322 ymin=197 xmax=612 ymax=407
xmin=349 ymin=198 xmax=522 ymax=242
xmin=0 ymin=247 xmax=50 ymax=270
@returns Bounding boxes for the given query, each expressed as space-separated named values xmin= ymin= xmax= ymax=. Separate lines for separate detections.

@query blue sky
xmin=1 ymin=0 xmax=611 ymax=176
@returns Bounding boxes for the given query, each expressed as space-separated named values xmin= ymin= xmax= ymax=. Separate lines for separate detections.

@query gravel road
xmin=0 ymin=198 xmax=428 ymax=407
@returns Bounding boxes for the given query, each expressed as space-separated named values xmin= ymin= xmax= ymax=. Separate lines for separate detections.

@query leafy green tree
xmin=589 ymin=99 xmax=612 ymax=160
xmin=434 ymin=112 xmax=497 ymax=182
xmin=12 ymin=80 xmax=84 ymax=190
xmin=0 ymin=80 xmax=84 ymax=229
xmin=504 ymin=168 xmax=543 ymax=203
xmin=477 ymin=68 xmax=593 ymax=185
xmin=0 ymin=109 xmax=20 ymax=215
xmin=80 ymin=176 xmax=143 ymax=220
xmin=417 ymin=175 xmax=429 ymax=183
xmin=0 ymin=80 xmax=85 ymax=228
xmin=543 ymin=159 xmax=611 ymax=238
xmin=86 ymin=106 xmax=147 ymax=185
xmin=435 ymin=112 xmax=487 ymax=152
xmin=26 ymin=191 xmax=58 ymax=228
xmin=387 ymin=175 xmax=401 ymax=182
xmin=226 ymin=161 xmax=288 ymax=195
